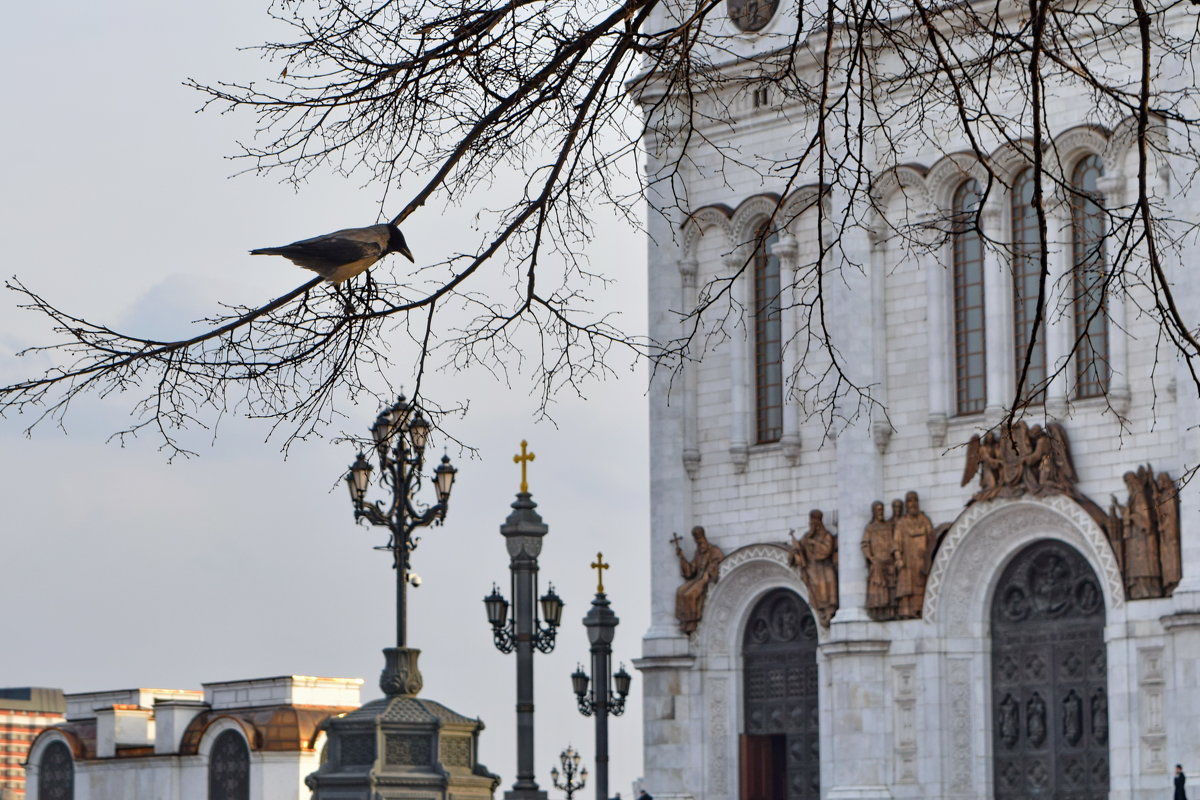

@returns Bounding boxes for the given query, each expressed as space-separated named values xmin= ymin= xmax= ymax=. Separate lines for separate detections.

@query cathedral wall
xmin=639 ymin=3 xmax=1200 ymax=797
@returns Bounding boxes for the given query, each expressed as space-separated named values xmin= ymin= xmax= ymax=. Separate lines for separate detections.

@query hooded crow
xmin=250 ymin=223 xmax=414 ymax=283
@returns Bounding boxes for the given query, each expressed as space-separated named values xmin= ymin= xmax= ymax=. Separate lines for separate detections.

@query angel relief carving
xmin=961 ymin=422 xmax=1077 ymax=503
xmin=960 ymin=422 xmax=1110 ymax=530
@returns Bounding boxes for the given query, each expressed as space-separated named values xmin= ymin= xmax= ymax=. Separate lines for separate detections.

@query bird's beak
xmin=399 ymin=245 xmax=415 ymax=263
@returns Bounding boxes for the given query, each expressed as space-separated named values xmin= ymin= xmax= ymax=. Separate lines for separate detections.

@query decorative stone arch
xmin=924 ymin=495 xmax=1123 ymax=636
xmin=925 ymin=151 xmax=989 ymax=215
xmin=989 ymin=138 xmax=1040 ymax=189
xmin=27 ymin=728 xmax=85 ymax=764
xmin=869 ymin=164 xmax=931 ymax=238
xmin=1052 ymin=124 xmax=1111 ymax=177
xmin=778 ymin=184 xmax=825 ymax=232
xmin=682 ymin=204 xmax=734 ymax=263
xmin=729 ymin=193 xmax=785 ymax=257
xmin=197 ymin=716 xmax=259 ymax=759
xmin=1105 ymin=113 xmax=1169 ymax=189
xmin=691 ymin=544 xmax=820 ymax=800
xmin=920 ymin=495 xmax=1126 ymax=800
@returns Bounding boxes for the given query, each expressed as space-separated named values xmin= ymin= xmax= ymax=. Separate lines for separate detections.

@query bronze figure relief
xmin=788 ymin=510 xmax=838 ymax=627
xmin=861 ymin=491 xmax=938 ymax=621
xmin=1108 ymin=465 xmax=1181 ymax=599
xmin=672 ymin=526 xmax=726 ymax=634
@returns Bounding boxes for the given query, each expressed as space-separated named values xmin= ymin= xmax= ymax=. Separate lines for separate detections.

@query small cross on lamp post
xmin=571 ymin=552 xmax=632 ymax=800
xmin=485 ymin=440 xmax=564 ymax=800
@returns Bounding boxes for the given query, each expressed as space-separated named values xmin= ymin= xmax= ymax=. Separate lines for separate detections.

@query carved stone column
xmin=828 ymin=211 xmax=879 ymax=624
xmin=920 ymin=212 xmax=951 ymax=445
xmin=678 ymin=257 xmax=701 ymax=479
xmin=1043 ymin=191 xmax=1072 ymax=420
xmin=1097 ymin=173 xmax=1131 ymax=414
xmin=868 ymin=225 xmax=891 ymax=454
xmin=726 ymin=251 xmax=751 ymax=473
xmin=771 ymin=233 xmax=802 ymax=464
xmin=981 ymin=201 xmax=1011 ymax=423
xmin=820 ymin=632 xmax=893 ymax=800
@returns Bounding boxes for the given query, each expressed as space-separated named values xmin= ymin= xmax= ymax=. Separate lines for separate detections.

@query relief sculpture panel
xmin=1108 ymin=465 xmax=1182 ymax=599
xmin=672 ymin=525 xmax=725 ymax=634
xmin=788 ymin=510 xmax=838 ymax=627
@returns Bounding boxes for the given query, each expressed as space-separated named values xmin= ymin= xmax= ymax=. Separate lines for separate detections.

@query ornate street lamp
xmin=345 ymin=393 xmax=457 ymax=696
xmin=310 ymin=398 xmax=498 ymax=800
xmin=550 ymin=746 xmax=588 ymax=800
xmin=485 ymin=440 xmax=563 ymax=800
xmin=571 ymin=553 xmax=632 ymax=800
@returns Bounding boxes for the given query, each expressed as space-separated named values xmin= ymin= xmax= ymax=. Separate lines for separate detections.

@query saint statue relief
xmin=672 ymin=526 xmax=725 ymax=634
xmin=894 ymin=491 xmax=933 ymax=619
xmin=1110 ymin=465 xmax=1181 ymax=600
xmin=861 ymin=501 xmax=897 ymax=620
xmin=790 ymin=510 xmax=838 ymax=627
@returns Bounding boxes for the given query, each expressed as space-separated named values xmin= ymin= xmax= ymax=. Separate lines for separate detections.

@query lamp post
xmin=308 ymin=399 xmax=499 ymax=800
xmin=345 ymin=394 xmax=457 ymax=696
xmin=570 ymin=553 xmax=632 ymax=800
xmin=485 ymin=440 xmax=564 ymax=800
xmin=550 ymin=746 xmax=588 ymax=800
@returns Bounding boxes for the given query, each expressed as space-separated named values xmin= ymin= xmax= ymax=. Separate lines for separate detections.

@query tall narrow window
xmin=754 ymin=225 xmax=783 ymax=443
xmin=953 ymin=180 xmax=986 ymax=415
xmin=209 ymin=730 xmax=250 ymax=800
xmin=1072 ymin=155 xmax=1109 ymax=397
xmin=1011 ymin=169 xmax=1047 ymax=402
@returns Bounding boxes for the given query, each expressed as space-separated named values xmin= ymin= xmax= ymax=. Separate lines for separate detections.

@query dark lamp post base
xmin=504 ymin=789 xmax=549 ymax=800
xmin=380 ymin=647 xmax=424 ymax=697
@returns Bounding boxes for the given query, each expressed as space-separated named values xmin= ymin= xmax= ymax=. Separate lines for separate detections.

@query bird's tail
xmin=249 ymin=247 xmax=288 ymax=256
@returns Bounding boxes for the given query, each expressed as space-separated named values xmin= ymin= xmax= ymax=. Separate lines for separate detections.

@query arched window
xmin=1011 ymin=169 xmax=1047 ymax=402
xmin=1072 ymin=155 xmax=1109 ymax=397
xmin=753 ymin=224 xmax=783 ymax=443
xmin=38 ymin=740 xmax=74 ymax=800
xmin=953 ymin=180 xmax=986 ymax=415
xmin=209 ymin=729 xmax=250 ymax=800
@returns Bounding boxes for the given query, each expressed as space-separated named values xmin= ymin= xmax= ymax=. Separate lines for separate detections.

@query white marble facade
xmin=633 ymin=0 xmax=1200 ymax=796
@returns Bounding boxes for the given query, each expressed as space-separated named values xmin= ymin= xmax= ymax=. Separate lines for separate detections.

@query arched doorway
xmin=208 ymin=729 xmax=251 ymax=800
xmin=38 ymin=740 xmax=74 ymax=800
xmin=992 ymin=539 xmax=1108 ymax=799
xmin=740 ymin=588 xmax=819 ymax=800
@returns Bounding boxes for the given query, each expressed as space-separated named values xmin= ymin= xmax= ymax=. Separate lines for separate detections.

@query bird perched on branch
xmin=250 ymin=223 xmax=414 ymax=283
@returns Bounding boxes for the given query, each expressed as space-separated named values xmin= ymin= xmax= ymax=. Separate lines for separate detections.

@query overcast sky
xmin=0 ymin=1 xmax=650 ymax=794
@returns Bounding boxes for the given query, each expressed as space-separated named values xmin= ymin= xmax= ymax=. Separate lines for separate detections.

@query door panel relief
xmin=741 ymin=589 xmax=819 ymax=800
xmin=991 ymin=540 xmax=1108 ymax=800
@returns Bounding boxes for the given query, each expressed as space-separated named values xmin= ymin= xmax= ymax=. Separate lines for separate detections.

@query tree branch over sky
xmin=2 ymin=0 xmax=1199 ymax=453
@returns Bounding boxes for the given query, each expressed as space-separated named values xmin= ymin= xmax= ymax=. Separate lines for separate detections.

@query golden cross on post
xmin=591 ymin=551 xmax=610 ymax=594
xmin=513 ymin=440 xmax=535 ymax=493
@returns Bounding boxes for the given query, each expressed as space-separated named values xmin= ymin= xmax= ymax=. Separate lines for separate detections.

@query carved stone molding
xmin=924 ymin=495 xmax=1124 ymax=634
xmin=706 ymin=677 xmax=731 ymax=795
xmin=682 ymin=449 xmax=700 ymax=479
xmin=730 ymin=444 xmax=749 ymax=473
xmin=926 ymin=413 xmax=948 ymax=447
xmin=703 ymin=544 xmax=812 ymax=658
xmin=946 ymin=658 xmax=975 ymax=795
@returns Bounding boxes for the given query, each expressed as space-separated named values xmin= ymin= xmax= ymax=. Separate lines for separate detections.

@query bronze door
xmin=992 ymin=540 xmax=1109 ymax=800
xmin=741 ymin=588 xmax=819 ymax=800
